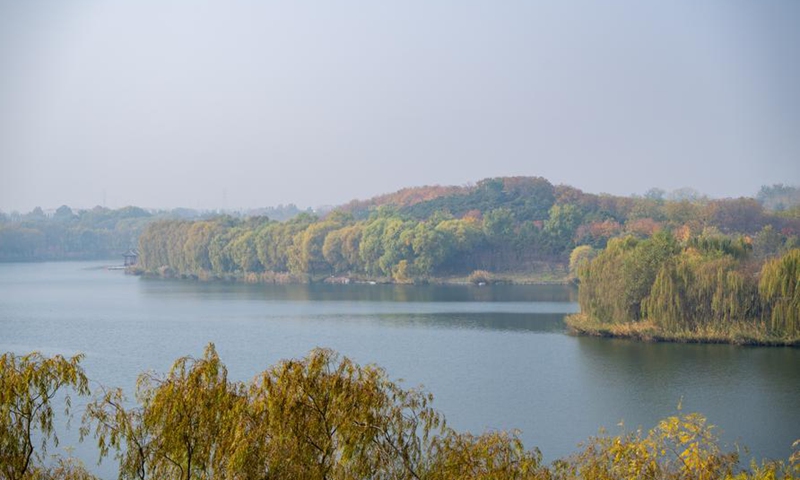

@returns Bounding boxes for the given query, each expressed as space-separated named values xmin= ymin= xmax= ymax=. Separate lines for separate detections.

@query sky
xmin=1 ymin=0 xmax=798 ymax=212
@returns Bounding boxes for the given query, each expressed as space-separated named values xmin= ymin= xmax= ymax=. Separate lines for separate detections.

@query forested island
xmin=2 ymin=347 xmax=798 ymax=480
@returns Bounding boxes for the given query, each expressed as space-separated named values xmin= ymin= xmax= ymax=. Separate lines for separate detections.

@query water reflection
xmin=138 ymin=278 xmax=578 ymax=303
xmin=321 ymin=312 xmax=570 ymax=333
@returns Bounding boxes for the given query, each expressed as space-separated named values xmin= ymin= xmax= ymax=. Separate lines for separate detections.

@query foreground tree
xmin=427 ymin=430 xmax=547 ymax=480
xmin=557 ymin=412 xmax=798 ymax=480
xmin=84 ymin=344 xmax=246 ymax=480
xmin=232 ymin=348 xmax=444 ymax=479
xmin=0 ymin=351 xmax=90 ymax=480
xmin=0 ymin=346 xmax=786 ymax=480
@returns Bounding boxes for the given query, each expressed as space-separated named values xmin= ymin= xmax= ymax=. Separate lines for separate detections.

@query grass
xmin=565 ymin=313 xmax=800 ymax=347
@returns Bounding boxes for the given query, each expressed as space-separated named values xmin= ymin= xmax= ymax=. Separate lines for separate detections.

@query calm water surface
xmin=1 ymin=261 xmax=798 ymax=476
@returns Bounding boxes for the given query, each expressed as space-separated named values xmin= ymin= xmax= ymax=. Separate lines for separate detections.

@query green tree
xmin=378 ymin=218 xmax=415 ymax=277
xmin=359 ymin=218 xmax=389 ymax=276
xmin=483 ymin=208 xmax=515 ymax=243
xmin=544 ymin=204 xmax=583 ymax=251
xmin=408 ymin=221 xmax=453 ymax=276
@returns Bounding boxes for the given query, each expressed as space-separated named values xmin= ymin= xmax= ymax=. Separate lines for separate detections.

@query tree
xmin=409 ymin=221 xmax=454 ymax=276
xmin=560 ymin=412 xmax=741 ymax=480
xmin=229 ymin=229 xmax=262 ymax=273
xmin=289 ymin=220 xmax=340 ymax=275
xmin=483 ymin=208 xmax=515 ymax=244
xmin=183 ymin=222 xmax=219 ymax=273
xmin=757 ymin=184 xmax=800 ymax=211
xmin=753 ymin=225 xmax=784 ymax=259
xmin=644 ymin=188 xmax=666 ymax=201
xmin=0 ymin=352 xmax=89 ymax=480
xmin=359 ymin=218 xmax=389 ymax=276
xmin=568 ymin=245 xmax=595 ymax=280
xmin=53 ymin=205 xmax=76 ymax=223
xmin=427 ymin=430 xmax=545 ymax=480
xmin=544 ymin=204 xmax=583 ymax=252
xmin=85 ymin=344 xmax=246 ymax=480
xmin=378 ymin=218 xmax=415 ymax=277
xmin=233 ymin=348 xmax=444 ymax=480
xmin=759 ymin=249 xmax=800 ymax=336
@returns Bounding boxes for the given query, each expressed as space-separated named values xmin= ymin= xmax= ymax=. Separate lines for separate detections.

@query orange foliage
xmin=626 ymin=218 xmax=662 ymax=237
xmin=341 ymin=185 xmax=468 ymax=212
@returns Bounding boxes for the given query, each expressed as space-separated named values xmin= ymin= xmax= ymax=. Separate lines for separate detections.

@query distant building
xmin=123 ymin=249 xmax=139 ymax=266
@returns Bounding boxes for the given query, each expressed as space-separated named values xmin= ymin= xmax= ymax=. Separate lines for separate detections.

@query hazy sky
xmin=1 ymin=0 xmax=798 ymax=212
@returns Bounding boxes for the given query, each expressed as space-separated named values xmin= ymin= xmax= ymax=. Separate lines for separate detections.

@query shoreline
xmin=565 ymin=313 xmax=800 ymax=347
xmin=130 ymin=268 xmax=573 ymax=286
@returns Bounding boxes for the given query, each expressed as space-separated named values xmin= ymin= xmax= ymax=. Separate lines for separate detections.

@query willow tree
xmin=759 ymin=248 xmax=800 ymax=336
xmin=578 ymin=236 xmax=645 ymax=324
xmin=643 ymin=251 xmax=760 ymax=332
xmin=232 ymin=348 xmax=445 ymax=480
xmin=0 ymin=352 xmax=90 ymax=480
xmin=84 ymin=344 xmax=246 ymax=480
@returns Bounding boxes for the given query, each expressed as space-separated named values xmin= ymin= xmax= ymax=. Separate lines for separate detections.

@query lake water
xmin=1 ymin=261 xmax=798 ymax=476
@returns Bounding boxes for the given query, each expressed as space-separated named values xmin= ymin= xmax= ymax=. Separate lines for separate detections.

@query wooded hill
xmin=133 ymin=177 xmax=800 ymax=283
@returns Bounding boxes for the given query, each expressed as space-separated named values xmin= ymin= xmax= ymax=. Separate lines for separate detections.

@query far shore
xmin=129 ymin=266 xmax=572 ymax=287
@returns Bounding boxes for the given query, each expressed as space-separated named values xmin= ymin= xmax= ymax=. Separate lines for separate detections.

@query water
xmin=1 ymin=261 xmax=798 ymax=477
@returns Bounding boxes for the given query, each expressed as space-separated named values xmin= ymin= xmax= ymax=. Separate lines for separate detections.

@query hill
xmin=132 ymin=176 xmax=800 ymax=284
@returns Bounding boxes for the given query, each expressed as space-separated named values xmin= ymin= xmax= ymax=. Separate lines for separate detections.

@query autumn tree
xmin=84 ymin=344 xmax=246 ymax=480
xmin=559 ymin=412 xmax=742 ymax=480
xmin=233 ymin=348 xmax=445 ymax=479
xmin=427 ymin=430 xmax=547 ymax=480
xmin=0 ymin=352 xmax=90 ymax=480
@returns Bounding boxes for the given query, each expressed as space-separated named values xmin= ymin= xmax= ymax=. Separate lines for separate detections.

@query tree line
xmin=2 ymin=347 xmax=797 ymax=480
xmin=135 ymin=177 xmax=799 ymax=282
xmin=0 ymin=205 xmax=314 ymax=263
xmin=0 ymin=206 xmax=154 ymax=262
